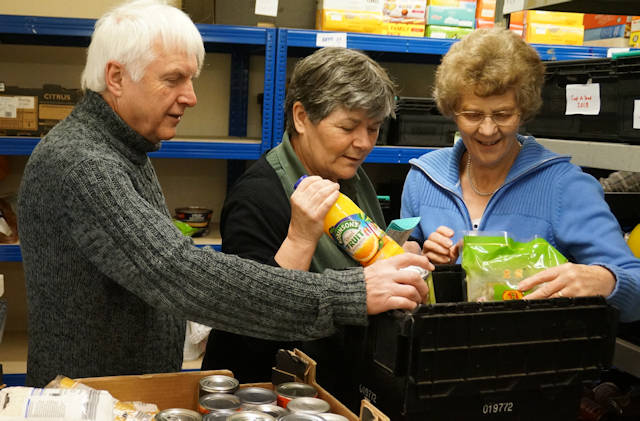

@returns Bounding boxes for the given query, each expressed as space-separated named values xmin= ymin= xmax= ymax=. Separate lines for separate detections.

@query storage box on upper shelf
xmin=526 ymin=57 xmax=640 ymax=144
xmin=385 ymin=97 xmax=457 ymax=147
xmin=343 ymin=296 xmax=618 ymax=420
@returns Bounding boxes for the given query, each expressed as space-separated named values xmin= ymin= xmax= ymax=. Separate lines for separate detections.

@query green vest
xmin=266 ymin=134 xmax=386 ymax=273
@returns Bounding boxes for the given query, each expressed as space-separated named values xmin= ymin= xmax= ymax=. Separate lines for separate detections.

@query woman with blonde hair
xmin=401 ymin=27 xmax=640 ymax=322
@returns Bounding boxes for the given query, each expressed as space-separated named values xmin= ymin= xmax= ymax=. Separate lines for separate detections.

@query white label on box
xmin=634 ymin=100 xmax=640 ymax=129
xmin=0 ymin=96 xmax=18 ymax=118
xmin=481 ymin=9 xmax=494 ymax=18
xmin=255 ymin=0 xmax=278 ymax=17
xmin=565 ymin=83 xmax=601 ymax=115
xmin=17 ymin=96 xmax=35 ymax=109
xmin=0 ymin=274 xmax=4 ymax=297
xmin=503 ymin=0 xmax=525 ymax=14
xmin=0 ymin=82 xmax=4 ymax=92
xmin=316 ymin=32 xmax=347 ymax=48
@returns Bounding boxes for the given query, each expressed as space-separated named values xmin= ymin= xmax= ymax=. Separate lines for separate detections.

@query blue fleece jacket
xmin=401 ymin=134 xmax=640 ymax=322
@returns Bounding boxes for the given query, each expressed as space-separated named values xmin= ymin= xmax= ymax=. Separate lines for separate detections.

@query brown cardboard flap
xmin=272 ymin=348 xmax=316 ymax=385
xmin=78 ymin=370 xmax=232 ymax=410
xmin=360 ymin=399 xmax=390 ymax=421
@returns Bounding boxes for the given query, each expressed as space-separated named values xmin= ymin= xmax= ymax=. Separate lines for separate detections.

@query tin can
xmin=203 ymin=413 xmax=232 ymax=421
xmin=318 ymin=414 xmax=350 ymax=421
xmin=275 ymin=382 xmax=318 ymax=408
xmin=242 ymin=404 xmax=289 ymax=418
xmin=175 ymin=207 xmax=213 ymax=228
xmin=156 ymin=408 xmax=202 ymax=421
xmin=235 ymin=387 xmax=278 ymax=406
xmin=199 ymin=375 xmax=240 ymax=398
xmin=278 ymin=414 xmax=325 ymax=421
xmin=286 ymin=397 xmax=330 ymax=414
xmin=198 ymin=393 xmax=242 ymax=414
xmin=227 ymin=411 xmax=276 ymax=421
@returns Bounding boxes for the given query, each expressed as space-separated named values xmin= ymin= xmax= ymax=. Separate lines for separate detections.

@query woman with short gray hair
xmin=202 ymin=47 xmax=404 ymax=391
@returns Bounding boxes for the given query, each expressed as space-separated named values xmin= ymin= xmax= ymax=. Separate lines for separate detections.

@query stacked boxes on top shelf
xmin=583 ymin=14 xmax=631 ymax=47
xmin=382 ymin=1 xmax=427 ymax=37
xmin=426 ymin=0 xmax=475 ymax=39
xmin=524 ymin=10 xmax=584 ymax=46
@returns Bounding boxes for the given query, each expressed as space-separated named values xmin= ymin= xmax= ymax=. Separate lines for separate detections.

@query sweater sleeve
xmin=553 ymin=167 xmax=640 ymax=322
xmin=220 ymin=161 xmax=290 ymax=267
xmin=60 ymin=159 xmax=368 ymax=340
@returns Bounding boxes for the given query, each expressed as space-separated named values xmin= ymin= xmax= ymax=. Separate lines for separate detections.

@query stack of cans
xmin=156 ymin=375 xmax=349 ymax=421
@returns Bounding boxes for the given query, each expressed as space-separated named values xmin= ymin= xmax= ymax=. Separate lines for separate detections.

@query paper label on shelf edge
xmin=634 ymin=100 xmax=640 ymax=130
xmin=502 ymin=0 xmax=525 ymax=15
xmin=608 ymin=47 xmax=630 ymax=58
xmin=255 ymin=0 xmax=278 ymax=17
xmin=316 ymin=32 xmax=347 ymax=48
xmin=565 ymin=83 xmax=601 ymax=116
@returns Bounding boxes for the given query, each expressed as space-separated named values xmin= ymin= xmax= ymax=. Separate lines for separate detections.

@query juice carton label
xmin=328 ymin=213 xmax=385 ymax=263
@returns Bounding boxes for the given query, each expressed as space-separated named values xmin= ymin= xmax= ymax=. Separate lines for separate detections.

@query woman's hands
xmin=422 ymin=225 xmax=459 ymax=264
xmin=518 ymin=263 xmax=616 ymax=299
xmin=275 ymin=176 xmax=340 ymax=270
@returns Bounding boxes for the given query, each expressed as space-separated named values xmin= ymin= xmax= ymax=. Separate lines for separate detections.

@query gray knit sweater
xmin=17 ymin=91 xmax=367 ymax=387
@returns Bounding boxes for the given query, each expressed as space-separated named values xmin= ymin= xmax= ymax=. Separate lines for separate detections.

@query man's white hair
xmin=81 ymin=0 xmax=205 ymax=92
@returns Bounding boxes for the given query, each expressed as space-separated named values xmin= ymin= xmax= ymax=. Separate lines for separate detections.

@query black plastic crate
xmin=614 ymin=56 xmax=640 ymax=144
xmin=349 ymin=297 xmax=618 ymax=420
xmin=527 ymin=58 xmax=620 ymax=141
xmin=386 ymin=97 xmax=457 ymax=147
xmin=431 ymin=263 xmax=466 ymax=303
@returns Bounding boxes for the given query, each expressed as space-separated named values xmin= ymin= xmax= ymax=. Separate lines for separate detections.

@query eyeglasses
xmin=454 ymin=110 xmax=520 ymax=127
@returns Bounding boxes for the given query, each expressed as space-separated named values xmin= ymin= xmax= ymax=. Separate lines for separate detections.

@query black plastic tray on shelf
xmin=383 ymin=97 xmax=457 ymax=147
xmin=346 ymin=296 xmax=618 ymax=421
xmin=527 ymin=58 xmax=620 ymax=142
xmin=614 ymin=55 xmax=640 ymax=143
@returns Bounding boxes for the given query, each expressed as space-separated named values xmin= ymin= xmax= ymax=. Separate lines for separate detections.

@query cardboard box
xmin=426 ymin=24 xmax=473 ymax=39
xmin=525 ymin=22 xmax=584 ymax=45
xmin=316 ymin=0 xmax=384 ymax=34
xmin=0 ymin=85 xmax=39 ymax=137
xmin=476 ymin=18 xmax=494 ymax=28
xmin=583 ymin=14 xmax=629 ymax=29
xmin=583 ymin=37 xmax=630 ymax=48
xmin=631 ymin=31 xmax=640 ymax=47
xmin=525 ymin=10 xmax=584 ymax=27
xmin=382 ymin=0 xmax=426 ymax=36
xmin=427 ymin=3 xmax=476 ymax=28
xmin=475 ymin=0 xmax=495 ymax=21
xmin=427 ymin=0 xmax=471 ymax=6
xmin=77 ymin=349 xmax=388 ymax=421
xmin=38 ymin=84 xmax=82 ymax=136
xmin=584 ymin=24 xmax=628 ymax=41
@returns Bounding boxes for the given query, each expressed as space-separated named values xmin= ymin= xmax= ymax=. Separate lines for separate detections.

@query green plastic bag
xmin=461 ymin=232 xmax=568 ymax=302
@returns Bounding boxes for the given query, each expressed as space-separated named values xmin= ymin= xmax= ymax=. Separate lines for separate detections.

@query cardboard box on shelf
xmin=0 ymin=86 xmax=39 ymax=137
xmin=584 ymin=37 xmax=630 ymax=48
xmin=316 ymin=0 xmax=384 ymax=34
xmin=77 ymin=349 xmax=388 ymax=421
xmin=525 ymin=22 xmax=584 ymax=45
xmin=38 ymin=85 xmax=83 ymax=136
xmin=426 ymin=24 xmax=473 ymax=39
xmin=583 ymin=14 xmax=629 ymax=29
xmin=382 ymin=0 xmax=426 ymax=36
xmin=584 ymin=24 xmax=628 ymax=41
xmin=475 ymin=0 xmax=495 ymax=21
xmin=476 ymin=18 xmax=494 ymax=28
xmin=525 ymin=10 xmax=584 ymax=27
xmin=427 ymin=0 xmax=472 ymax=6
xmin=631 ymin=31 xmax=640 ymax=47
xmin=427 ymin=3 xmax=476 ymax=28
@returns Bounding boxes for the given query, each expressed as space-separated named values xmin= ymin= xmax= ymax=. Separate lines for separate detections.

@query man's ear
xmin=292 ymin=101 xmax=308 ymax=135
xmin=104 ymin=61 xmax=125 ymax=97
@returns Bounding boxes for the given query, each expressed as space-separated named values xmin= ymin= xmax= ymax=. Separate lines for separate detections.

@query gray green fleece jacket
xmin=17 ymin=90 xmax=367 ymax=387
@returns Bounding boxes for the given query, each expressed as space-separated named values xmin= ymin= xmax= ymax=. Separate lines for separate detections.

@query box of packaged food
xmin=525 ymin=10 xmax=584 ymax=27
xmin=584 ymin=24 xmax=628 ymax=41
xmin=583 ymin=14 xmax=629 ymax=29
xmin=382 ymin=0 xmax=426 ymax=36
xmin=525 ymin=22 xmax=584 ymax=45
xmin=427 ymin=3 xmax=476 ymax=28
xmin=475 ymin=0 xmax=495 ymax=21
xmin=0 ymin=85 xmax=39 ymax=137
xmin=631 ymin=30 xmax=640 ymax=47
xmin=427 ymin=0 xmax=467 ymax=6
xmin=316 ymin=0 xmax=384 ymax=34
xmin=77 ymin=349 xmax=387 ymax=420
xmin=38 ymin=84 xmax=82 ymax=136
xmin=425 ymin=24 xmax=473 ymax=39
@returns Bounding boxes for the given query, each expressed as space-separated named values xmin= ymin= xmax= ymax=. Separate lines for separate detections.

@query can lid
xmin=199 ymin=393 xmax=241 ymax=410
xmin=318 ymin=414 xmax=350 ymax=421
xmin=234 ymin=387 xmax=277 ymax=405
xmin=244 ymin=404 xmax=289 ymax=417
xmin=226 ymin=410 xmax=276 ymax=421
xmin=156 ymin=408 xmax=203 ymax=421
xmin=276 ymin=382 xmax=317 ymax=399
xmin=202 ymin=413 xmax=230 ymax=421
xmin=287 ymin=397 xmax=331 ymax=414
xmin=279 ymin=414 xmax=325 ymax=421
xmin=200 ymin=375 xmax=240 ymax=393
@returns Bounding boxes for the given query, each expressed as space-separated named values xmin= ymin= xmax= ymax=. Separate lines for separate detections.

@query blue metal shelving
xmin=271 ymin=27 xmax=612 ymax=154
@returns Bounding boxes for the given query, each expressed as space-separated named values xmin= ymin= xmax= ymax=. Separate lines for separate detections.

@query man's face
xmin=117 ymin=45 xmax=198 ymax=143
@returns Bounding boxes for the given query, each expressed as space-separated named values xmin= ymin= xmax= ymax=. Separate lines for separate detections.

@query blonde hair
xmin=81 ymin=0 xmax=205 ymax=92
xmin=434 ymin=27 xmax=545 ymax=122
